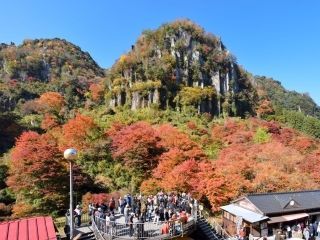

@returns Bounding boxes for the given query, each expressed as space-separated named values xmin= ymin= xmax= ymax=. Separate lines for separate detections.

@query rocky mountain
xmin=0 ymin=38 xmax=105 ymax=111
xmin=106 ymin=20 xmax=258 ymax=117
xmin=255 ymin=76 xmax=320 ymax=118
xmin=1 ymin=19 xmax=320 ymax=218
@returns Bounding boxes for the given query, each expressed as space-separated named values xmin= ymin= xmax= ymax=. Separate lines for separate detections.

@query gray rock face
xmin=131 ymin=92 xmax=141 ymax=110
xmin=108 ymin=23 xmax=256 ymax=117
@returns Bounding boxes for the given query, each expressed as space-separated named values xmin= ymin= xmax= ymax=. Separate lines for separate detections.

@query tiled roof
xmin=247 ymin=190 xmax=320 ymax=215
xmin=0 ymin=216 xmax=57 ymax=240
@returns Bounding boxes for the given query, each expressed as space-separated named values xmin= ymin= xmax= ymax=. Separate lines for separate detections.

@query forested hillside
xmin=0 ymin=38 xmax=104 ymax=113
xmin=255 ymin=76 xmax=320 ymax=118
xmin=0 ymin=20 xmax=320 ymax=218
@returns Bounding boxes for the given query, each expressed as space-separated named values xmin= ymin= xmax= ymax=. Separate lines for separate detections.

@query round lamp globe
xmin=64 ymin=148 xmax=78 ymax=160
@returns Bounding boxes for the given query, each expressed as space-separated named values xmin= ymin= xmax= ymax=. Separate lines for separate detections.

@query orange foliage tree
xmin=59 ymin=113 xmax=99 ymax=151
xmin=37 ymin=91 xmax=65 ymax=113
xmin=89 ymin=83 xmax=104 ymax=103
xmin=41 ymin=113 xmax=59 ymax=130
xmin=256 ymin=99 xmax=274 ymax=118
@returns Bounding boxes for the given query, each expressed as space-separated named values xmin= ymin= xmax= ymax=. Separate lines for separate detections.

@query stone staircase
xmin=61 ymin=226 xmax=96 ymax=240
xmin=195 ymin=216 xmax=226 ymax=240
xmin=75 ymin=230 xmax=96 ymax=240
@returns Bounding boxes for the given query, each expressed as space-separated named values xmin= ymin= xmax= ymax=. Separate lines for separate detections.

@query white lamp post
xmin=64 ymin=148 xmax=78 ymax=239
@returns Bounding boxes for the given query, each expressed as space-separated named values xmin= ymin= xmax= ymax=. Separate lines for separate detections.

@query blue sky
xmin=1 ymin=0 xmax=320 ymax=104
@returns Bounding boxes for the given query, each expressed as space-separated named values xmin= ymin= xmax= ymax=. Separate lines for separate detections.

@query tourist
xmin=303 ymin=226 xmax=310 ymax=240
xmin=161 ymin=221 xmax=170 ymax=234
xmin=105 ymin=212 xmax=111 ymax=234
xmin=153 ymin=194 xmax=158 ymax=206
xmin=129 ymin=212 xmax=135 ymax=236
xmin=135 ymin=198 xmax=141 ymax=217
xmin=313 ymin=221 xmax=318 ymax=237
xmin=125 ymin=193 xmax=132 ymax=207
xmin=239 ymin=227 xmax=247 ymax=240
xmin=287 ymin=225 xmax=292 ymax=239
xmin=140 ymin=199 xmax=147 ymax=220
xmin=147 ymin=203 xmax=153 ymax=222
xmin=74 ymin=205 xmax=82 ymax=227
xmin=88 ymin=203 xmax=95 ymax=216
xmin=153 ymin=206 xmax=160 ymax=224
xmin=118 ymin=197 xmax=122 ymax=213
xmin=164 ymin=208 xmax=170 ymax=221
xmin=124 ymin=204 xmax=130 ymax=225
xmin=120 ymin=197 xmax=127 ymax=215
xmin=309 ymin=223 xmax=314 ymax=239
xmin=317 ymin=222 xmax=320 ymax=237
xmin=159 ymin=203 xmax=165 ymax=221
xmin=132 ymin=196 xmax=138 ymax=214
xmin=109 ymin=197 xmax=116 ymax=214
xmin=179 ymin=211 xmax=188 ymax=224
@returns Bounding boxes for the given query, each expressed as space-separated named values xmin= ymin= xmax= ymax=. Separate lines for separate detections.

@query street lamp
xmin=64 ymin=148 xmax=78 ymax=239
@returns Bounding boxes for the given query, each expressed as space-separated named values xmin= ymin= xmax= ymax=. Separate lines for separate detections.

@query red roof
xmin=0 ymin=216 xmax=57 ymax=240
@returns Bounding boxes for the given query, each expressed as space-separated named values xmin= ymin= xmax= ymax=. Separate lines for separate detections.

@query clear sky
xmin=1 ymin=0 xmax=319 ymax=104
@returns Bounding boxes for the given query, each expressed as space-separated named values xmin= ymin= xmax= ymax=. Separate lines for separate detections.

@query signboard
xmin=236 ymin=216 xmax=243 ymax=234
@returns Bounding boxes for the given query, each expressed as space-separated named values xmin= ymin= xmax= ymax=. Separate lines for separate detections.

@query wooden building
xmin=221 ymin=190 xmax=320 ymax=237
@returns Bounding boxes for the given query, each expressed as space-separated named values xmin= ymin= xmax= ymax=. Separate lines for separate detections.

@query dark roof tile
xmin=247 ymin=190 xmax=320 ymax=215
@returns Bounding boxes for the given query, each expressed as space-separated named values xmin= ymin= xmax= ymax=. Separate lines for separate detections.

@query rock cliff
xmin=107 ymin=20 xmax=257 ymax=117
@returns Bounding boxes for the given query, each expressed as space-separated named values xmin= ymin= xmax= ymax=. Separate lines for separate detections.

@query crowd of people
xmin=87 ymin=192 xmax=198 ymax=237
xmin=238 ymin=221 xmax=320 ymax=240
xmin=280 ymin=222 xmax=320 ymax=240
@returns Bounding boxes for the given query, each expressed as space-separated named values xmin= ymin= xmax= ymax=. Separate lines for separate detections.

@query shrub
xmin=253 ymin=127 xmax=271 ymax=144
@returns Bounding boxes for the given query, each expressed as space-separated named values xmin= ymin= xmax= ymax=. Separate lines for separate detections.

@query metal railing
xmin=92 ymin=216 xmax=196 ymax=240
xmin=55 ymin=212 xmax=91 ymax=229
xmin=200 ymin=207 xmax=237 ymax=240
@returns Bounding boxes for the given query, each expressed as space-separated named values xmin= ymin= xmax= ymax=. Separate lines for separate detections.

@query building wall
xmin=222 ymin=210 xmax=265 ymax=237
xmin=223 ymin=216 xmax=237 ymax=235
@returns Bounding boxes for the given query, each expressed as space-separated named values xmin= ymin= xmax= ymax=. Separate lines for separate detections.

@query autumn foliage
xmin=37 ymin=91 xmax=65 ymax=113
xmin=59 ymin=113 xmax=99 ymax=151
xmin=7 ymin=131 xmax=68 ymax=216
xmin=137 ymin=118 xmax=320 ymax=210
xmin=89 ymin=83 xmax=105 ymax=103
xmin=82 ymin=191 xmax=121 ymax=213
xmin=5 ymin=114 xmax=320 ymax=216
xmin=109 ymin=122 xmax=162 ymax=171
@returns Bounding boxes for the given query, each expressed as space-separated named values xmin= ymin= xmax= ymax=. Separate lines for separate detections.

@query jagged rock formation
xmin=107 ymin=20 xmax=257 ymax=116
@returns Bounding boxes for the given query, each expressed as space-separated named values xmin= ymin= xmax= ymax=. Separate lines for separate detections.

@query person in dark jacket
xmin=137 ymin=217 xmax=144 ymax=239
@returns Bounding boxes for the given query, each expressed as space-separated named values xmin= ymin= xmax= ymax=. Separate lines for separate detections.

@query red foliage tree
xmin=153 ymin=148 xmax=185 ymax=178
xmin=7 ymin=131 xmax=68 ymax=216
xmin=109 ymin=121 xmax=162 ymax=171
xmin=60 ymin=114 xmax=99 ymax=151
xmin=195 ymin=161 xmax=240 ymax=211
xmin=160 ymin=159 xmax=198 ymax=192
xmin=300 ymin=151 xmax=320 ymax=184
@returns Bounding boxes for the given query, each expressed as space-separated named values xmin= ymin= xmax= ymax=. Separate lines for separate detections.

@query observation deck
xmin=91 ymin=214 xmax=197 ymax=240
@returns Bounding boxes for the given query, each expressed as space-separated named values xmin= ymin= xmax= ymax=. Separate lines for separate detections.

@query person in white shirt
xmin=74 ymin=205 xmax=82 ymax=227
xmin=105 ymin=212 xmax=111 ymax=234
